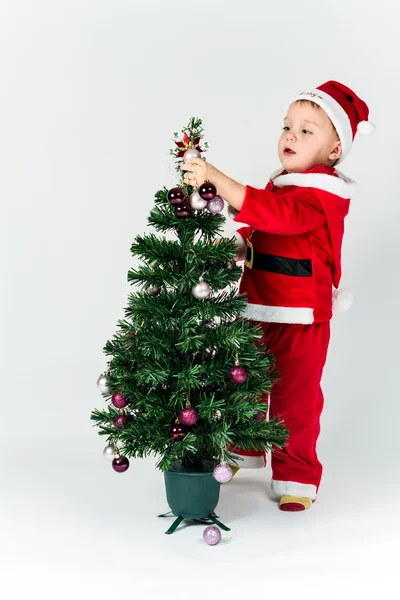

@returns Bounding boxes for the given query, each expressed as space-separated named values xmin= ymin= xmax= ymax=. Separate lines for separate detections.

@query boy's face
xmin=278 ymin=102 xmax=342 ymax=173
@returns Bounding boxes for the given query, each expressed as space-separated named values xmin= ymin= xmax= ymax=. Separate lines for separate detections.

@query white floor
xmin=3 ymin=438 xmax=398 ymax=600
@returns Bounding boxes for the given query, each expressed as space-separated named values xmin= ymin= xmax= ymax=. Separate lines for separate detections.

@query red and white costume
xmin=227 ymin=79 xmax=374 ymax=500
xmin=229 ymin=165 xmax=355 ymax=499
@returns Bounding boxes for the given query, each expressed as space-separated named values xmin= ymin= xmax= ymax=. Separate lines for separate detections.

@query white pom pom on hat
xmin=332 ymin=288 xmax=353 ymax=313
xmin=357 ymin=120 xmax=375 ymax=134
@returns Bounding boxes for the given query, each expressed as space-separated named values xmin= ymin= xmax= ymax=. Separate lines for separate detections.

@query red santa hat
xmin=291 ymin=80 xmax=375 ymax=164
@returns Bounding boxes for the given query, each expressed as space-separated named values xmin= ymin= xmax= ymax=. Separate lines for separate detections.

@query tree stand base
xmin=158 ymin=511 xmax=231 ymax=535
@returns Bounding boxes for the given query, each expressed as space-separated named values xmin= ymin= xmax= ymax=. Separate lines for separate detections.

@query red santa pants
xmin=231 ymin=321 xmax=331 ymax=500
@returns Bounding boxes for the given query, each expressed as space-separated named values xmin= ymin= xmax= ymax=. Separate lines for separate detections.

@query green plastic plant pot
xmin=164 ymin=459 xmax=221 ymax=519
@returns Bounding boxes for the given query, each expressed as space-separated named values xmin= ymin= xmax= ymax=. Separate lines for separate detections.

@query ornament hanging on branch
xmin=112 ymin=456 xmax=130 ymax=472
xmin=111 ymin=392 xmax=129 ymax=409
xmin=207 ymin=195 xmax=224 ymax=214
xmin=192 ymin=278 xmax=211 ymax=300
xmin=103 ymin=439 xmax=125 ymax=462
xmin=145 ymin=283 xmax=161 ymax=296
xmin=189 ymin=190 xmax=208 ymax=210
xmin=199 ymin=182 xmax=216 ymax=200
xmin=170 ymin=418 xmax=187 ymax=441
xmin=168 ymin=187 xmax=186 ymax=204
xmin=96 ymin=362 xmax=111 ymax=393
xmin=103 ymin=443 xmax=115 ymax=461
xmin=113 ymin=412 xmax=129 ymax=428
xmin=174 ymin=202 xmax=191 ymax=218
xmin=213 ymin=409 xmax=222 ymax=421
xmin=213 ymin=459 xmax=233 ymax=484
xmin=179 ymin=394 xmax=198 ymax=426
xmin=229 ymin=351 xmax=248 ymax=384
xmin=254 ymin=409 xmax=265 ymax=421
xmin=103 ymin=441 xmax=130 ymax=473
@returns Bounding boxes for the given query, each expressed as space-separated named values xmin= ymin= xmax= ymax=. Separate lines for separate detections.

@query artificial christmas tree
xmin=91 ymin=117 xmax=288 ymax=534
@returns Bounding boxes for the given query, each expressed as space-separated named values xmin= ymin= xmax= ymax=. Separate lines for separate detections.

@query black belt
xmin=245 ymin=241 xmax=312 ymax=277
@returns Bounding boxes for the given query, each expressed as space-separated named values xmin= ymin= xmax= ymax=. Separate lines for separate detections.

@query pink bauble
xmin=113 ymin=413 xmax=129 ymax=428
xmin=203 ymin=525 xmax=222 ymax=546
xmin=213 ymin=461 xmax=233 ymax=483
xmin=112 ymin=456 xmax=130 ymax=473
xmin=112 ymin=392 xmax=129 ymax=409
xmin=179 ymin=407 xmax=198 ymax=426
xmin=207 ymin=195 xmax=224 ymax=214
xmin=229 ymin=365 xmax=247 ymax=384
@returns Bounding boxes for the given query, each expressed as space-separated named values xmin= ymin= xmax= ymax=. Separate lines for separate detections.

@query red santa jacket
xmin=233 ymin=165 xmax=355 ymax=324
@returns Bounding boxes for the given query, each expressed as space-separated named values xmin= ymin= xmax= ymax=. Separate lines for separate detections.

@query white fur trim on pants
xmin=271 ymin=479 xmax=318 ymax=500
xmin=242 ymin=303 xmax=314 ymax=324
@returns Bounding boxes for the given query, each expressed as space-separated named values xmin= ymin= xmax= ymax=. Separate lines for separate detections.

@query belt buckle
xmin=245 ymin=239 xmax=254 ymax=269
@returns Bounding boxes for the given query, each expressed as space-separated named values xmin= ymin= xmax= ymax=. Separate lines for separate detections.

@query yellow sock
xmin=279 ymin=495 xmax=313 ymax=511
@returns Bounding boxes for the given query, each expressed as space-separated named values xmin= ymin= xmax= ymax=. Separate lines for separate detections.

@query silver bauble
xmin=103 ymin=444 xmax=115 ymax=461
xmin=147 ymin=284 xmax=161 ymax=296
xmin=213 ymin=409 xmax=222 ymax=420
xmin=183 ymin=148 xmax=201 ymax=162
xmin=207 ymin=195 xmax=224 ymax=214
xmin=227 ymin=205 xmax=239 ymax=219
xmin=97 ymin=374 xmax=110 ymax=393
xmin=190 ymin=191 xmax=208 ymax=210
xmin=192 ymin=281 xmax=211 ymax=299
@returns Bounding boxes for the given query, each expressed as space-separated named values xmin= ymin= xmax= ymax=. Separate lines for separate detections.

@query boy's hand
xmin=181 ymin=158 xmax=212 ymax=188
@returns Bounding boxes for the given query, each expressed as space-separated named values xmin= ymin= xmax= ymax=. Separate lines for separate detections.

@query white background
xmin=2 ymin=1 xmax=399 ymax=598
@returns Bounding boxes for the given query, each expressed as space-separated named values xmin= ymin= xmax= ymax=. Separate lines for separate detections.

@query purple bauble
xmin=254 ymin=409 xmax=265 ymax=421
xmin=170 ymin=423 xmax=187 ymax=441
xmin=113 ymin=413 xmax=129 ymax=428
xmin=203 ymin=525 xmax=222 ymax=546
xmin=179 ymin=407 xmax=198 ymax=426
xmin=112 ymin=456 xmax=130 ymax=473
xmin=174 ymin=202 xmax=191 ymax=217
xmin=229 ymin=365 xmax=248 ymax=384
xmin=213 ymin=461 xmax=233 ymax=484
xmin=111 ymin=392 xmax=129 ymax=409
xmin=199 ymin=182 xmax=216 ymax=200
xmin=207 ymin=195 xmax=224 ymax=214
xmin=168 ymin=187 xmax=186 ymax=204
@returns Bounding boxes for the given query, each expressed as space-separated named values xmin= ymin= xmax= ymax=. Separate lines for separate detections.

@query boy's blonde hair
xmin=293 ymin=99 xmax=339 ymax=139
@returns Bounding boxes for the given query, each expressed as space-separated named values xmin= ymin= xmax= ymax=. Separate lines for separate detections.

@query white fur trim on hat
xmin=291 ymin=89 xmax=353 ymax=164
xmin=332 ymin=288 xmax=353 ymax=312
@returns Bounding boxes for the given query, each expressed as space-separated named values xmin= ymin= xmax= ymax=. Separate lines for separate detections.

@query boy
xmin=181 ymin=80 xmax=374 ymax=511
